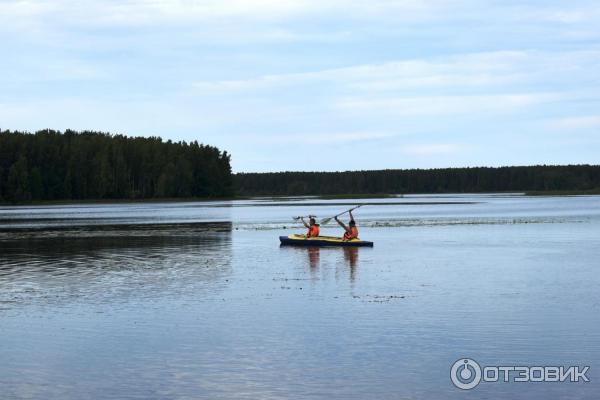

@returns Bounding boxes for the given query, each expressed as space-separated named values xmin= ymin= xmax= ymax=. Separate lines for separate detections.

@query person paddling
xmin=300 ymin=216 xmax=320 ymax=238
xmin=335 ymin=210 xmax=359 ymax=241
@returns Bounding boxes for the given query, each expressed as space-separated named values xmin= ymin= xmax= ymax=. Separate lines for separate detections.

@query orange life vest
xmin=307 ymin=224 xmax=320 ymax=237
xmin=343 ymin=226 xmax=358 ymax=241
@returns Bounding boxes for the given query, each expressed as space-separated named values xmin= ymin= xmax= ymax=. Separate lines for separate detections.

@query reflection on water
xmin=0 ymin=222 xmax=232 ymax=310
xmin=282 ymin=245 xmax=365 ymax=284
xmin=308 ymin=247 xmax=320 ymax=269
xmin=343 ymin=247 xmax=359 ymax=282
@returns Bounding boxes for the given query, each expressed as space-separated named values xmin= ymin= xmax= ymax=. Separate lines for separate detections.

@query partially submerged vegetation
xmin=317 ymin=193 xmax=398 ymax=200
xmin=525 ymin=189 xmax=600 ymax=196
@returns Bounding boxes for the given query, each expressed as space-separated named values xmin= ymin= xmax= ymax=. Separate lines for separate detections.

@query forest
xmin=234 ymin=165 xmax=600 ymax=196
xmin=0 ymin=129 xmax=232 ymax=202
xmin=2 ymin=130 xmax=599 ymax=203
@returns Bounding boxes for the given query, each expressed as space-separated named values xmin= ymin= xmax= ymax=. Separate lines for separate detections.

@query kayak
xmin=279 ymin=234 xmax=374 ymax=247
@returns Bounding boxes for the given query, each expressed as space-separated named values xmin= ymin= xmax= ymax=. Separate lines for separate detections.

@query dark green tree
xmin=30 ymin=167 xmax=44 ymax=199
xmin=0 ymin=129 xmax=233 ymax=203
xmin=7 ymin=155 xmax=31 ymax=202
xmin=234 ymin=165 xmax=600 ymax=196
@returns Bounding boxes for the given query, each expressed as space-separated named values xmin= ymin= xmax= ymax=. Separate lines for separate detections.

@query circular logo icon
xmin=451 ymin=358 xmax=482 ymax=390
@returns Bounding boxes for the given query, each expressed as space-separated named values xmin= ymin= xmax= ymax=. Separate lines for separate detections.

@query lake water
xmin=1 ymin=194 xmax=599 ymax=399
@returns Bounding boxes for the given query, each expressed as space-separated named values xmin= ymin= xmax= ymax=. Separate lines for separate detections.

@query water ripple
xmin=0 ymin=223 xmax=233 ymax=311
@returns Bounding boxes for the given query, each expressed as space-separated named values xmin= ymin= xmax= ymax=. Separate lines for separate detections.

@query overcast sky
xmin=1 ymin=0 xmax=599 ymax=172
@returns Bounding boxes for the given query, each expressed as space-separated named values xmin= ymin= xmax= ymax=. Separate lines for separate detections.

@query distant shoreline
xmin=3 ymin=131 xmax=598 ymax=204
xmin=524 ymin=189 xmax=600 ymax=196
xmin=0 ymin=196 xmax=245 ymax=207
xmin=234 ymin=165 xmax=600 ymax=197
xmin=2 ymin=190 xmax=600 ymax=206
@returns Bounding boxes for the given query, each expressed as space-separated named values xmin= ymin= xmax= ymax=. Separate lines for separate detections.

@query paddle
xmin=320 ymin=205 xmax=362 ymax=225
xmin=293 ymin=215 xmax=317 ymax=221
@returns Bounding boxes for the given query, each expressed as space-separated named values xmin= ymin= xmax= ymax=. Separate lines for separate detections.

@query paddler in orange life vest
xmin=335 ymin=210 xmax=359 ymax=241
xmin=300 ymin=216 xmax=320 ymax=238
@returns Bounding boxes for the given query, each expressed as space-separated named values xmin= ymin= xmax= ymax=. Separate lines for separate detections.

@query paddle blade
xmin=320 ymin=217 xmax=332 ymax=225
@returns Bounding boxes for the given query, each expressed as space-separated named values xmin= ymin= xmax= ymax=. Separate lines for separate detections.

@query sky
xmin=1 ymin=0 xmax=599 ymax=172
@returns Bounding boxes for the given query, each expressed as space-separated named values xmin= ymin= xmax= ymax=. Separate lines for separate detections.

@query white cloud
xmin=192 ymin=50 xmax=600 ymax=94
xmin=529 ymin=6 xmax=600 ymax=24
xmin=253 ymin=131 xmax=396 ymax=145
xmin=192 ymin=52 xmax=524 ymax=93
xmin=188 ymin=49 xmax=597 ymax=127
xmin=334 ymin=93 xmax=562 ymax=116
xmin=549 ymin=116 xmax=600 ymax=130
xmin=0 ymin=0 xmax=455 ymax=29
xmin=2 ymin=0 xmax=600 ymax=52
xmin=400 ymin=143 xmax=465 ymax=156
xmin=1 ymin=1 xmax=597 ymax=36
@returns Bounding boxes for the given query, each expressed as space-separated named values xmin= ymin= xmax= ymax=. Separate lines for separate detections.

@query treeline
xmin=234 ymin=165 xmax=600 ymax=195
xmin=0 ymin=129 xmax=232 ymax=202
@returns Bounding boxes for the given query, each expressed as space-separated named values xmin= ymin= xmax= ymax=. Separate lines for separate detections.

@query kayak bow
xmin=279 ymin=234 xmax=373 ymax=247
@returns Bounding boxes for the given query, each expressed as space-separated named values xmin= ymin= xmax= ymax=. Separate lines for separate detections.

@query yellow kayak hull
xmin=279 ymin=234 xmax=373 ymax=247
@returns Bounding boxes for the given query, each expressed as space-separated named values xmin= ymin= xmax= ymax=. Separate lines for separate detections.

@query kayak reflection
xmin=279 ymin=245 xmax=365 ymax=283
xmin=308 ymin=246 xmax=320 ymax=269
xmin=343 ymin=247 xmax=358 ymax=268
xmin=295 ymin=246 xmax=361 ymax=282
xmin=343 ymin=247 xmax=359 ymax=282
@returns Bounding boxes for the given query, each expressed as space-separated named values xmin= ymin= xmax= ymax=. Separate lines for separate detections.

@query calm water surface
xmin=1 ymin=194 xmax=599 ymax=399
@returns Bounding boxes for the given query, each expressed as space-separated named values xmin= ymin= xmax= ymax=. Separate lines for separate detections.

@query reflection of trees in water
xmin=0 ymin=222 xmax=233 ymax=309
